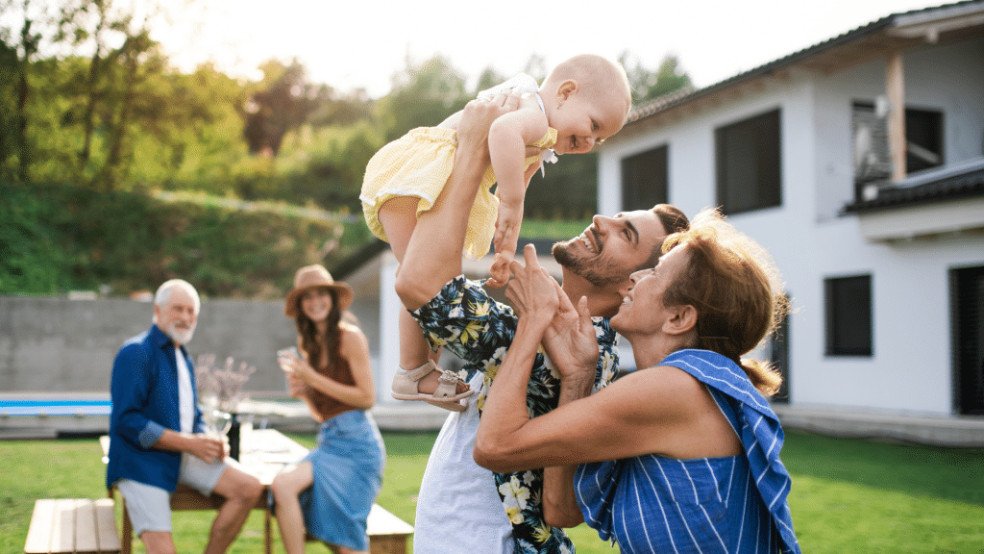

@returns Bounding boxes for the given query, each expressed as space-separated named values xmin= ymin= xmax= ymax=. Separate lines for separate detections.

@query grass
xmin=1 ymin=430 xmax=982 ymax=552
xmin=521 ymin=218 xmax=592 ymax=240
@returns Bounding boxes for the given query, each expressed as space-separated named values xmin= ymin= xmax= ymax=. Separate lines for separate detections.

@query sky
xmin=154 ymin=0 xmax=951 ymax=97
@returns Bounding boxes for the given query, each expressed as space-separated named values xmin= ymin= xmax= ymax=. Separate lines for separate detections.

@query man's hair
xmin=154 ymin=279 xmax=200 ymax=314
xmin=641 ymin=204 xmax=690 ymax=269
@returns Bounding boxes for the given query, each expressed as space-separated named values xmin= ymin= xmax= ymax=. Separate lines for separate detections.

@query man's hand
xmin=505 ymin=244 xmax=560 ymax=329
xmin=543 ymin=293 xmax=599 ymax=385
xmin=188 ymin=434 xmax=225 ymax=464
xmin=455 ymin=92 xmax=522 ymax=167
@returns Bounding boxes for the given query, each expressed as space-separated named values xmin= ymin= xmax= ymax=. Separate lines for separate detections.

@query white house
xmin=595 ymin=1 xmax=984 ymax=439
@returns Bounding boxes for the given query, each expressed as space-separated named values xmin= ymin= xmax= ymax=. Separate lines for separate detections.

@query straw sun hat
xmin=284 ymin=264 xmax=354 ymax=317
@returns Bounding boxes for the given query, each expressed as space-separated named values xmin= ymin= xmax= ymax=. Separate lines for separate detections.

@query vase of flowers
xmin=195 ymin=354 xmax=255 ymax=460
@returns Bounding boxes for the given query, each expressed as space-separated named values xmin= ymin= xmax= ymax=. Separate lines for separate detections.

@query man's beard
xmin=165 ymin=322 xmax=196 ymax=345
xmin=552 ymin=239 xmax=623 ymax=288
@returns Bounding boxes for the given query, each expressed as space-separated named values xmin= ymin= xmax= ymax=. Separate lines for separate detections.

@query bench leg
xmin=265 ymin=508 xmax=272 ymax=554
xmin=121 ymin=501 xmax=133 ymax=554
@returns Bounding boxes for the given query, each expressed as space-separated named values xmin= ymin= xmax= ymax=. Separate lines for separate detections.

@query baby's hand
xmin=493 ymin=202 xmax=522 ymax=257
xmin=487 ymin=251 xmax=514 ymax=288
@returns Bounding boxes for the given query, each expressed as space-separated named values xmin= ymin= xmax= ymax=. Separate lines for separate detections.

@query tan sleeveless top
xmin=307 ymin=331 xmax=358 ymax=421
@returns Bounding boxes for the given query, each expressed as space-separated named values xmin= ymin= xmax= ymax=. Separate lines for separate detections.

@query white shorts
xmin=115 ymin=454 xmax=235 ymax=536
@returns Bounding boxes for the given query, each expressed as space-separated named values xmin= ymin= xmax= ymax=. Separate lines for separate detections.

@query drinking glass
xmin=202 ymin=407 xmax=232 ymax=438
xmin=277 ymin=347 xmax=299 ymax=394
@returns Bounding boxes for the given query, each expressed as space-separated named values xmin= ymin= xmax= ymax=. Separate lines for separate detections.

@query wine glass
xmin=203 ymin=407 xmax=232 ymax=438
xmin=277 ymin=347 xmax=298 ymax=373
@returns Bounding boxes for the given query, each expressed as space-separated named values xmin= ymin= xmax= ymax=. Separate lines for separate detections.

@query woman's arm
xmin=290 ymin=326 xmax=375 ymax=410
xmin=475 ymin=362 xmax=711 ymax=472
xmin=474 ymin=249 xmax=722 ymax=472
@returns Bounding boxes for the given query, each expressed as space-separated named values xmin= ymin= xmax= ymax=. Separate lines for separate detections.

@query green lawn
xmin=1 ymin=430 xmax=981 ymax=553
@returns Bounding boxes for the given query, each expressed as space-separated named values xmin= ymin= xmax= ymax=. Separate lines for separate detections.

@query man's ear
xmin=556 ymin=79 xmax=578 ymax=102
xmin=662 ymin=304 xmax=697 ymax=336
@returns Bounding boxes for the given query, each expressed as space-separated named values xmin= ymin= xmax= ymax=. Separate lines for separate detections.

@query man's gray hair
xmin=154 ymin=279 xmax=201 ymax=314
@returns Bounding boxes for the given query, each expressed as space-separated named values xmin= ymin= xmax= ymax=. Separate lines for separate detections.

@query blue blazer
xmin=106 ymin=324 xmax=204 ymax=491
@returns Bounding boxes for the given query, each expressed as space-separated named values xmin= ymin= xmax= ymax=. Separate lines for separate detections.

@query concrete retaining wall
xmin=0 ymin=296 xmax=297 ymax=394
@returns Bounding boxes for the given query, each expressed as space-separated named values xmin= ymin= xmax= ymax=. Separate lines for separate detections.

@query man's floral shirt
xmin=412 ymin=276 xmax=620 ymax=554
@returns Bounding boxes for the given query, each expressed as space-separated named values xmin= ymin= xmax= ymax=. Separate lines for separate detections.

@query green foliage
xmin=0 ymin=182 xmax=347 ymax=298
xmin=0 ymin=4 xmax=699 ymax=297
xmin=619 ymin=52 xmax=694 ymax=105
xmin=377 ymin=55 xmax=469 ymax=140
xmin=527 ymin=153 xmax=599 ymax=220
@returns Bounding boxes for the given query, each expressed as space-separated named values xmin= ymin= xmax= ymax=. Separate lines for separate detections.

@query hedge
xmin=0 ymin=182 xmax=370 ymax=298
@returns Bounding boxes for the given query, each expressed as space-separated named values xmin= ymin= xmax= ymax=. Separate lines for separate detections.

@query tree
xmin=243 ymin=60 xmax=322 ymax=156
xmin=619 ymin=52 xmax=693 ymax=105
xmin=377 ymin=54 xmax=468 ymax=140
xmin=473 ymin=66 xmax=507 ymax=97
xmin=0 ymin=0 xmax=48 ymax=182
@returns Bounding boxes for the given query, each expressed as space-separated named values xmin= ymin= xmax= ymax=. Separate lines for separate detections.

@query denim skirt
xmin=300 ymin=409 xmax=385 ymax=550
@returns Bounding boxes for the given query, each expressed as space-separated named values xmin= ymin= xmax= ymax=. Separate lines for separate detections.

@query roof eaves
xmin=331 ymin=239 xmax=388 ymax=280
xmin=624 ymin=1 xmax=983 ymax=128
xmin=842 ymin=164 xmax=984 ymax=213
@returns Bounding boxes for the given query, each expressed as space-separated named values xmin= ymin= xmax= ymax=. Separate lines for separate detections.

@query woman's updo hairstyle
xmin=660 ymin=209 xmax=789 ymax=396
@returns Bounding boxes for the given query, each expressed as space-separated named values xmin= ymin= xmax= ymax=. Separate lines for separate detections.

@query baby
xmin=360 ymin=54 xmax=632 ymax=410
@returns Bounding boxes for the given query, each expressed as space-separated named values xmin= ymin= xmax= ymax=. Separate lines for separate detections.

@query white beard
xmin=165 ymin=323 xmax=196 ymax=345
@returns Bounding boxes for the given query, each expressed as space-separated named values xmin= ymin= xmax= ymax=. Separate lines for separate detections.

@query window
xmin=621 ymin=145 xmax=668 ymax=210
xmin=852 ymin=101 xmax=944 ymax=193
xmin=715 ymin=109 xmax=781 ymax=214
xmin=905 ymin=108 xmax=944 ymax=173
xmin=825 ymin=275 xmax=873 ymax=356
xmin=769 ymin=301 xmax=791 ymax=403
xmin=951 ymin=265 xmax=984 ymax=415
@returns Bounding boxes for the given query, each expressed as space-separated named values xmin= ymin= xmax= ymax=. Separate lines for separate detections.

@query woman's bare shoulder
xmin=339 ymin=322 xmax=367 ymax=346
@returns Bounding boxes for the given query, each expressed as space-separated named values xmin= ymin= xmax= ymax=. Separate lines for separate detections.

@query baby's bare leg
xmin=378 ymin=198 xmax=459 ymax=396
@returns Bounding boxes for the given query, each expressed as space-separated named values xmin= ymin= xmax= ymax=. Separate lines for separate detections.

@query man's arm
xmin=154 ymin=428 xmax=224 ymax=463
xmin=395 ymin=94 xmax=521 ymax=311
xmin=542 ymin=377 xmax=592 ymax=527
xmin=110 ymin=343 xmax=165 ymax=449
xmin=110 ymin=343 xmax=223 ymax=462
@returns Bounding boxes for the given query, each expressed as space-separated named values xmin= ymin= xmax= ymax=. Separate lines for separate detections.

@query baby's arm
xmin=488 ymin=101 xmax=548 ymax=286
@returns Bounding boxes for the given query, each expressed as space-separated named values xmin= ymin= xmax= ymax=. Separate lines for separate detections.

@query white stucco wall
xmin=598 ymin=34 xmax=984 ymax=416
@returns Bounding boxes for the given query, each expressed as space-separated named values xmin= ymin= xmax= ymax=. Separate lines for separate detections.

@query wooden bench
xmin=365 ymin=504 xmax=414 ymax=554
xmin=100 ymin=434 xmax=412 ymax=553
xmin=24 ymin=498 xmax=121 ymax=554
xmin=304 ymin=503 xmax=414 ymax=553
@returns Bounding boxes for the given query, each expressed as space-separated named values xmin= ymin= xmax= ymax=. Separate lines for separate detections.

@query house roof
xmin=332 ymin=238 xmax=388 ymax=280
xmin=624 ymin=0 xmax=984 ymax=129
xmin=843 ymin=158 xmax=984 ymax=213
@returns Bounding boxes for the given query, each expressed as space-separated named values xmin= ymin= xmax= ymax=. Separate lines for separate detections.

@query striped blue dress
xmin=574 ymin=349 xmax=800 ymax=553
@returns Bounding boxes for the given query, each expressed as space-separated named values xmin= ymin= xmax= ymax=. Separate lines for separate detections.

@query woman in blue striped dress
xmin=475 ymin=209 xmax=800 ymax=553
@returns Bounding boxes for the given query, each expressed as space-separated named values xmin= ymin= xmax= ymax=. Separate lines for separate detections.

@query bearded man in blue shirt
xmin=106 ymin=279 xmax=263 ymax=553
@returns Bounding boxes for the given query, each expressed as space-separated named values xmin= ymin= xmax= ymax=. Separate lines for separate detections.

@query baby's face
xmin=548 ymin=90 xmax=627 ymax=155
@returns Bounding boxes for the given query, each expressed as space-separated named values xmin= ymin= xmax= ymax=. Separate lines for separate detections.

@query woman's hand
xmin=505 ymin=244 xmax=560 ymax=331
xmin=288 ymin=353 xmax=317 ymax=382
xmin=285 ymin=370 xmax=308 ymax=398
